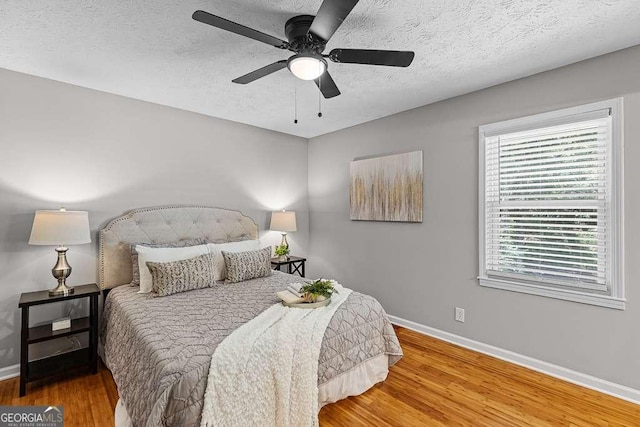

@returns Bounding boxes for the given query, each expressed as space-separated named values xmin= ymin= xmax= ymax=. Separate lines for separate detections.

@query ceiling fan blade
xmin=314 ymin=71 xmax=341 ymax=99
xmin=232 ymin=60 xmax=288 ymax=84
xmin=329 ymin=49 xmax=415 ymax=67
xmin=193 ymin=10 xmax=289 ymax=49
xmin=308 ymin=0 xmax=359 ymax=43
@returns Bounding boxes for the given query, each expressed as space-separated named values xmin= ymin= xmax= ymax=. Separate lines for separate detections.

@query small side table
xmin=271 ymin=256 xmax=306 ymax=277
xmin=18 ymin=283 xmax=100 ymax=396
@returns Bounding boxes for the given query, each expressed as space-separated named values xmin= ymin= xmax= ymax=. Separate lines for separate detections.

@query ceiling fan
xmin=192 ymin=0 xmax=415 ymax=99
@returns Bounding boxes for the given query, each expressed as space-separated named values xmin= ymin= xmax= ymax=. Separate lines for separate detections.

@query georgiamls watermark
xmin=0 ymin=406 xmax=63 ymax=427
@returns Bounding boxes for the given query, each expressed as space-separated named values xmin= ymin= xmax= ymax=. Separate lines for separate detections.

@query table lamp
xmin=28 ymin=208 xmax=91 ymax=296
xmin=269 ymin=210 xmax=297 ymax=248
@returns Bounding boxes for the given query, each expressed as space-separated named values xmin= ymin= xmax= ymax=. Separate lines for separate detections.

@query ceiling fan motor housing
xmin=285 ymin=15 xmax=325 ymax=54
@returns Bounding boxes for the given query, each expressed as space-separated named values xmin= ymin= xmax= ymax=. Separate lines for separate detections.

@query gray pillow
xmin=146 ymin=253 xmax=215 ymax=297
xmin=222 ymin=247 xmax=272 ymax=284
xmin=130 ymin=238 xmax=206 ymax=286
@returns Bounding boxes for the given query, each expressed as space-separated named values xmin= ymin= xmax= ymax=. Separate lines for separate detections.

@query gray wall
xmin=0 ymin=68 xmax=308 ymax=368
xmin=2 ymin=43 xmax=639 ymax=391
xmin=308 ymin=45 xmax=640 ymax=390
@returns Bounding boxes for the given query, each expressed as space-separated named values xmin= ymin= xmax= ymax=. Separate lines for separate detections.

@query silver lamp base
xmin=280 ymin=232 xmax=289 ymax=248
xmin=49 ymin=282 xmax=74 ymax=296
xmin=280 ymin=233 xmax=291 ymax=259
xmin=50 ymin=246 xmax=74 ymax=296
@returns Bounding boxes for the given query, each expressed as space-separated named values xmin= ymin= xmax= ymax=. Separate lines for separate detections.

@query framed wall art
xmin=350 ymin=151 xmax=423 ymax=222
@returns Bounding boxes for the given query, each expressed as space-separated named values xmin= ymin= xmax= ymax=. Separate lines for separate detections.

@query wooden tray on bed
xmin=282 ymin=297 xmax=331 ymax=309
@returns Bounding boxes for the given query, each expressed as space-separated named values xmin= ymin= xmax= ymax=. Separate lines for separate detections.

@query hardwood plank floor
xmin=1 ymin=326 xmax=638 ymax=426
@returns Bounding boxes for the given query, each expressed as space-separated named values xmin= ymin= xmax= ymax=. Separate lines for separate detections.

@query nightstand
xmin=271 ymin=256 xmax=306 ymax=277
xmin=18 ymin=283 xmax=100 ymax=396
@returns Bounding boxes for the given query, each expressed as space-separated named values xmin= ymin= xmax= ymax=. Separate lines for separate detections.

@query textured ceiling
xmin=1 ymin=1 xmax=639 ymax=138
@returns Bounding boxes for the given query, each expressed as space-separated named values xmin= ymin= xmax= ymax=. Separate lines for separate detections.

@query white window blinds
xmin=484 ymin=112 xmax=611 ymax=291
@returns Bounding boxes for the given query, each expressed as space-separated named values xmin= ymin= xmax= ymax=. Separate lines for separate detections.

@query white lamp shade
xmin=270 ymin=211 xmax=297 ymax=232
xmin=29 ymin=210 xmax=91 ymax=246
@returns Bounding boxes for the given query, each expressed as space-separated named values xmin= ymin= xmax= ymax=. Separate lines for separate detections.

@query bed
xmin=98 ymin=205 xmax=402 ymax=426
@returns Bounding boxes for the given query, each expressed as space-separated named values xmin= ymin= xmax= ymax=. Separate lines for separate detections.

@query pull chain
xmin=318 ymin=62 xmax=323 ymax=118
xmin=294 ymin=78 xmax=298 ymax=124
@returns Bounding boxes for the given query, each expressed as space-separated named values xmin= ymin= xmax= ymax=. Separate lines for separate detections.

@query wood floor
xmin=1 ymin=326 xmax=638 ymax=426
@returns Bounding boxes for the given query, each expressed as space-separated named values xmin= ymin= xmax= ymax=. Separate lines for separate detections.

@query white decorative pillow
xmin=223 ymin=247 xmax=272 ymax=284
xmin=207 ymin=240 xmax=261 ymax=281
xmin=130 ymin=238 xmax=206 ymax=286
xmin=136 ymin=244 xmax=210 ymax=293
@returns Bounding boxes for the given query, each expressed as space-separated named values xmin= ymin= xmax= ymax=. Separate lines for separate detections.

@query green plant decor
xmin=274 ymin=244 xmax=290 ymax=257
xmin=299 ymin=279 xmax=335 ymax=303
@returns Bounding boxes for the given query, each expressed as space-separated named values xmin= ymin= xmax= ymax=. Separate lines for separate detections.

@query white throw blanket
xmin=200 ymin=282 xmax=352 ymax=427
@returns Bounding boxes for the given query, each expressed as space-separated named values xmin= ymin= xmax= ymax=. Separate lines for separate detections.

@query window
xmin=479 ymin=99 xmax=624 ymax=309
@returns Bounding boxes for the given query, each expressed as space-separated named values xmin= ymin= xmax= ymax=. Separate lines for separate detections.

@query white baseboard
xmin=389 ymin=315 xmax=640 ymax=405
xmin=0 ymin=364 xmax=19 ymax=381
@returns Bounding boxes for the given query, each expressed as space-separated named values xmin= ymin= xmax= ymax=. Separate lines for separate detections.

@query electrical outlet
xmin=455 ymin=307 xmax=465 ymax=323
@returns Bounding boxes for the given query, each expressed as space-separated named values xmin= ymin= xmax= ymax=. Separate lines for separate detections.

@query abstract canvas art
xmin=350 ymin=151 xmax=423 ymax=222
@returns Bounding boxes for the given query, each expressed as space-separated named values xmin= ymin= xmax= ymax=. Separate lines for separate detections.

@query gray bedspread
xmin=101 ymin=271 xmax=402 ymax=426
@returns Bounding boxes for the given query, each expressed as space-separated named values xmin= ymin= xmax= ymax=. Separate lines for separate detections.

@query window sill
xmin=478 ymin=276 xmax=626 ymax=310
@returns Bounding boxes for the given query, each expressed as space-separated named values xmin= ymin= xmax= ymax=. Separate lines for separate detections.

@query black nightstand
xmin=271 ymin=256 xmax=306 ymax=277
xmin=18 ymin=283 xmax=100 ymax=396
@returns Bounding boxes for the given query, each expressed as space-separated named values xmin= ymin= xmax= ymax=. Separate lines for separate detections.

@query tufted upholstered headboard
xmin=98 ymin=205 xmax=258 ymax=290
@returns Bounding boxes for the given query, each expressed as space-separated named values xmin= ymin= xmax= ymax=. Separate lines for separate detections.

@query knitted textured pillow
xmin=222 ymin=247 xmax=272 ymax=284
xmin=146 ymin=253 xmax=215 ymax=297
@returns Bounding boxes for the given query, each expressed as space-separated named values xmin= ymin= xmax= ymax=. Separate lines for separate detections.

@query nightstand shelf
xmin=28 ymin=348 xmax=91 ymax=382
xmin=18 ymin=283 xmax=100 ymax=396
xmin=27 ymin=316 xmax=91 ymax=344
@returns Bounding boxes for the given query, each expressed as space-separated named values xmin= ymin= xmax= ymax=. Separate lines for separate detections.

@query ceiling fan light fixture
xmin=287 ymin=54 xmax=326 ymax=80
